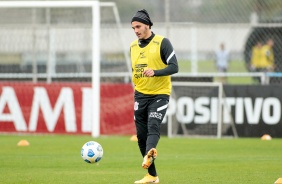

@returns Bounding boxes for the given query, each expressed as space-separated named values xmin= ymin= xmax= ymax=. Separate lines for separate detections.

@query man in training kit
xmin=130 ymin=9 xmax=178 ymax=183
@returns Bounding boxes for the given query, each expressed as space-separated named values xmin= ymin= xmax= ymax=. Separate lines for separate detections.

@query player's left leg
xmin=146 ymin=96 xmax=169 ymax=152
xmin=142 ymin=96 xmax=169 ymax=173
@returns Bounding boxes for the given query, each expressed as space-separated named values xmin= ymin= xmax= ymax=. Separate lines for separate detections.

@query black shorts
xmin=134 ymin=91 xmax=169 ymax=139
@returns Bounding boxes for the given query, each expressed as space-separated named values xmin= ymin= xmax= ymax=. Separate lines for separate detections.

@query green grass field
xmin=0 ymin=135 xmax=281 ymax=184
xmin=178 ymin=60 xmax=257 ymax=84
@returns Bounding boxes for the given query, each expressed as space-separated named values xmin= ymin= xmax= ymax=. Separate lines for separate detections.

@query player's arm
xmin=154 ymin=38 xmax=178 ymax=76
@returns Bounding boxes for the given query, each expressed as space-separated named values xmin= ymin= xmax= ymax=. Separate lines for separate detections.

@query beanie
xmin=131 ymin=9 xmax=153 ymax=27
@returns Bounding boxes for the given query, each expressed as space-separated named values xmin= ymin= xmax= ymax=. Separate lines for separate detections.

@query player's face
xmin=131 ymin=21 xmax=151 ymax=40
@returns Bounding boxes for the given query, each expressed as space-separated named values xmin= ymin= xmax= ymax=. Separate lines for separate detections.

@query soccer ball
xmin=81 ymin=141 xmax=103 ymax=164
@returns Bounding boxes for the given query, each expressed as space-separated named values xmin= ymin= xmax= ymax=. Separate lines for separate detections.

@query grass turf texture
xmin=178 ymin=60 xmax=257 ymax=84
xmin=0 ymin=135 xmax=281 ymax=184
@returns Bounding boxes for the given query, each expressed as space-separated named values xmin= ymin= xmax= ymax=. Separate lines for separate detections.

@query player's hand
xmin=143 ymin=68 xmax=155 ymax=77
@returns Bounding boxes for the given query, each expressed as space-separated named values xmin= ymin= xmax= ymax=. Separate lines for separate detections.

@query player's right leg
xmin=134 ymin=98 xmax=149 ymax=157
xmin=134 ymin=173 xmax=159 ymax=184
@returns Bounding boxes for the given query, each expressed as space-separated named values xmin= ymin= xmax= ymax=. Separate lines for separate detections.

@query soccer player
xmin=130 ymin=9 xmax=178 ymax=184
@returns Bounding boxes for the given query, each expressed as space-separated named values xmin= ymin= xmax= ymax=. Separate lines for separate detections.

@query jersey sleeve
xmin=154 ymin=38 xmax=179 ymax=76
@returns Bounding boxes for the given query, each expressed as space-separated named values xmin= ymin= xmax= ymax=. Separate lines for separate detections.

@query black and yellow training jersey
xmin=131 ymin=35 xmax=172 ymax=95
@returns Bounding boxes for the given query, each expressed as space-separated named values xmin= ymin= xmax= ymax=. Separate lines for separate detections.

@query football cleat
xmin=142 ymin=148 xmax=157 ymax=169
xmin=134 ymin=173 xmax=159 ymax=184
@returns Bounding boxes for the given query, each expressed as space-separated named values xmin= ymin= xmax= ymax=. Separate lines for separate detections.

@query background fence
xmin=0 ymin=0 xmax=281 ymax=84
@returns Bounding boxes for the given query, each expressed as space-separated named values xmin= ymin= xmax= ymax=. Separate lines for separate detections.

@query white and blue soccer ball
xmin=81 ymin=141 xmax=103 ymax=164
